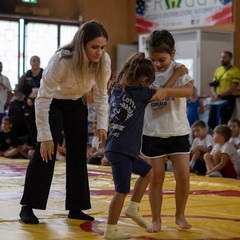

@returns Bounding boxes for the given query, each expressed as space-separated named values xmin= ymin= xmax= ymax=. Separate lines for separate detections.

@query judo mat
xmin=0 ymin=157 xmax=240 ymax=240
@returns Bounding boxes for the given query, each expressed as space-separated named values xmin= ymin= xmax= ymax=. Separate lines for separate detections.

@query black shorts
xmin=141 ymin=134 xmax=190 ymax=158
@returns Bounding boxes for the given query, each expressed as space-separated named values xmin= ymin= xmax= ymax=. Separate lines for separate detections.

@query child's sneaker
xmin=104 ymin=228 xmax=130 ymax=239
xmin=124 ymin=205 xmax=147 ymax=228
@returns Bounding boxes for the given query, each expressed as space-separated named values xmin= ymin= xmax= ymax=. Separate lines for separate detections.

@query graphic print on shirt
xmin=150 ymin=96 xmax=174 ymax=111
xmin=109 ymin=93 xmax=136 ymax=138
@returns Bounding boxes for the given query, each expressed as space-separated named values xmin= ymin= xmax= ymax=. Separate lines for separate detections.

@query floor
xmin=0 ymin=157 xmax=240 ymax=240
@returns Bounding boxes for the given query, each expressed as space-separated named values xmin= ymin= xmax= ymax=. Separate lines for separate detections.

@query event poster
xmin=136 ymin=0 xmax=232 ymax=33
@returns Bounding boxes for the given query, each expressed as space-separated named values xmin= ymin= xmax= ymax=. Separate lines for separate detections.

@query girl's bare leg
xmin=171 ymin=154 xmax=192 ymax=229
xmin=107 ymin=192 xmax=126 ymax=225
xmin=147 ymin=157 xmax=165 ymax=232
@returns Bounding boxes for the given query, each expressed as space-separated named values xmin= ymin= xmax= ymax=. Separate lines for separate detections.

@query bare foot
xmin=147 ymin=220 xmax=162 ymax=233
xmin=175 ymin=216 xmax=192 ymax=229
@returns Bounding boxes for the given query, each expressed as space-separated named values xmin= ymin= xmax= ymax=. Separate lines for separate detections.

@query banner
xmin=136 ymin=0 xmax=232 ymax=33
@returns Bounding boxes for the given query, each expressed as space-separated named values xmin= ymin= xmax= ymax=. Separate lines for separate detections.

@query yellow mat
xmin=0 ymin=157 xmax=240 ymax=240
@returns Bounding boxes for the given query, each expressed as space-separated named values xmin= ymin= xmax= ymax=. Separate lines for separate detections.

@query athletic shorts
xmin=141 ymin=134 xmax=190 ymax=158
xmin=105 ymin=151 xmax=152 ymax=193
xmin=220 ymin=160 xmax=237 ymax=179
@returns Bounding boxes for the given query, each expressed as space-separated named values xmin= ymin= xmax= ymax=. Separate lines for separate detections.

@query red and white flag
xmin=136 ymin=0 xmax=159 ymax=33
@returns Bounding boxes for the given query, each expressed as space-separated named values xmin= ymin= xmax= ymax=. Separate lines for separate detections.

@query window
xmin=60 ymin=25 xmax=79 ymax=46
xmin=0 ymin=17 xmax=79 ymax=88
xmin=24 ymin=22 xmax=58 ymax=71
xmin=0 ymin=20 xmax=18 ymax=87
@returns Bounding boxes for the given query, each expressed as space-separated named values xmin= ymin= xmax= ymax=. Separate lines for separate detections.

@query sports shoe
xmin=104 ymin=228 xmax=130 ymax=239
xmin=124 ymin=206 xmax=147 ymax=228
xmin=19 ymin=206 xmax=39 ymax=224
xmin=68 ymin=210 xmax=94 ymax=221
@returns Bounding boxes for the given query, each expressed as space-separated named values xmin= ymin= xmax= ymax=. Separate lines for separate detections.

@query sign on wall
xmin=136 ymin=0 xmax=232 ymax=33
xmin=22 ymin=0 xmax=37 ymax=3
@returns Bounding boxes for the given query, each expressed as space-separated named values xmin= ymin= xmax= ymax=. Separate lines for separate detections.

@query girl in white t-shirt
xmin=141 ymin=30 xmax=193 ymax=232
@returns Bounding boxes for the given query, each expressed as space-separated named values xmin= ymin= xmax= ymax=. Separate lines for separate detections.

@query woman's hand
xmin=97 ymin=129 xmax=107 ymax=148
xmin=40 ymin=140 xmax=54 ymax=162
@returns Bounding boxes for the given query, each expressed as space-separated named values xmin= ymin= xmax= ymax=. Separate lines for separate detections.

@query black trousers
xmin=208 ymin=94 xmax=236 ymax=130
xmin=20 ymin=98 xmax=91 ymax=210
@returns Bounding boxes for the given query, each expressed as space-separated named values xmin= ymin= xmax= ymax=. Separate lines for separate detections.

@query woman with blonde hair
xmin=19 ymin=20 xmax=111 ymax=224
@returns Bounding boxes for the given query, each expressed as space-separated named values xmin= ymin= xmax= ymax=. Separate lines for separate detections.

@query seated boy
xmin=204 ymin=125 xmax=240 ymax=178
xmin=87 ymin=122 xmax=105 ymax=165
xmin=190 ymin=120 xmax=215 ymax=174
xmin=0 ymin=116 xmax=20 ymax=158
xmin=228 ymin=119 xmax=240 ymax=151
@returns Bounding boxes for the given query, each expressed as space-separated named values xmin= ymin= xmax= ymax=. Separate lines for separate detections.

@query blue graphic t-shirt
xmin=105 ymin=84 xmax=155 ymax=158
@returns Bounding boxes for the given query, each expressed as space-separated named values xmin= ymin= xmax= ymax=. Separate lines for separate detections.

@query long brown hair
xmin=116 ymin=52 xmax=155 ymax=90
xmin=57 ymin=20 xmax=109 ymax=95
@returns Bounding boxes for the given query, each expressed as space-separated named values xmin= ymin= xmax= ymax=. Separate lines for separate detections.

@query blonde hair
xmin=57 ymin=20 xmax=109 ymax=95
xmin=214 ymin=125 xmax=231 ymax=142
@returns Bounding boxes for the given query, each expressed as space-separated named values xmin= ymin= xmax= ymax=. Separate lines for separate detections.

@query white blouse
xmin=35 ymin=50 xmax=111 ymax=141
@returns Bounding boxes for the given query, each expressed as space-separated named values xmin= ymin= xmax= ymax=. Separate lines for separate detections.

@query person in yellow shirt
xmin=208 ymin=51 xmax=240 ymax=131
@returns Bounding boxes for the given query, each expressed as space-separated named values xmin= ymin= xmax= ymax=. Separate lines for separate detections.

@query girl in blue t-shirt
xmin=104 ymin=52 xmax=186 ymax=239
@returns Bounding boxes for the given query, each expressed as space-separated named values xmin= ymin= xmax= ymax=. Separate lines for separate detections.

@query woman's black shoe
xmin=68 ymin=210 xmax=94 ymax=221
xmin=19 ymin=206 xmax=39 ymax=224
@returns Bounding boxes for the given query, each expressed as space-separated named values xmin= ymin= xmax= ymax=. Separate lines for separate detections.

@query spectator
xmin=204 ymin=125 xmax=240 ymax=178
xmin=187 ymin=86 xmax=204 ymax=126
xmin=228 ymin=118 xmax=240 ymax=149
xmin=18 ymin=55 xmax=43 ymax=149
xmin=0 ymin=116 xmax=19 ymax=158
xmin=56 ymin=132 xmax=66 ymax=161
xmin=8 ymin=84 xmax=28 ymax=145
xmin=87 ymin=122 xmax=104 ymax=165
xmin=208 ymin=51 xmax=240 ymax=131
xmin=0 ymin=61 xmax=12 ymax=122
xmin=190 ymin=120 xmax=215 ymax=174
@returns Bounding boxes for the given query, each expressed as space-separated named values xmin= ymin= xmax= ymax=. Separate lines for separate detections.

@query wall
xmin=0 ymin=0 xmax=79 ymax=20
xmin=1 ymin=0 xmax=239 ymax=70
xmin=233 ymin=0 xmax=240 ymax=67
xmin=78 ymin=0 xmax=137 ymax=70
xmin=78 ymin=0 xmax=239 ymax=69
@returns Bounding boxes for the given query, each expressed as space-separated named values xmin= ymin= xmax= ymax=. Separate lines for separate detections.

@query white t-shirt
xmin=143 ymin=61 xmax=193 ymax=138
xmin=0 ymin=74 xmax=12 ymax=113
xmin=190 ymin=134 xmax=215 ymax=151
xmin=229 ymin=135 xmax=240 ymax=146
xmin=211 ymin=142 xmax=240 ymax=178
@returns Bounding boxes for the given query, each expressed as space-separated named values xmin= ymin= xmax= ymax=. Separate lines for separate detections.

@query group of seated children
xmin=0 ymin=116 xmax=37 ymax=159
xmin=0 ymin=115 xmax=67 ymax=161
xmin=0 ymin=116 xmax=19 ymax=158
xmin=87 ymin=122 xmax=110 ymax=166
xmin=190 ymin=119 xmax=240 ymax=179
